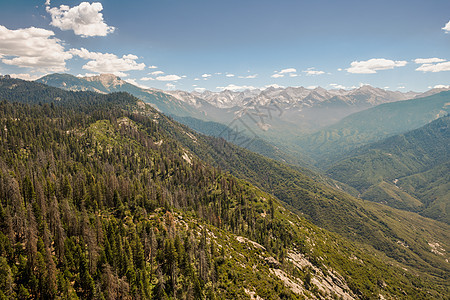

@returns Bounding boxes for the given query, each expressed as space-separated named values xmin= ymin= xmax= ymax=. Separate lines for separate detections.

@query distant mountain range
xmin=37 ymin=73 xmax=450 ymax=132
xmin=299 ymin=91 xmax=450 ymax=165
xmin=36 ymin=73 xmax=450 ymax=166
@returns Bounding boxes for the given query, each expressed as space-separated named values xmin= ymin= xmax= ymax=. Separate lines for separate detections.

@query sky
xmin=0 ymin=0 xmax=449 ymax=92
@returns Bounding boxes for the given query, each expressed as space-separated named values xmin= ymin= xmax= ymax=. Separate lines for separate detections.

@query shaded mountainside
xmin=37 ymin=74 xmax=313 ymax=168
xmin=326 ymin=116 xmax=450 ymax=223
xmin=0 ymin=77 xmax=448 ymax=299
xmin=37 ymin=73 xmax=206 ymax=120
xmin=299 ymin=91 xmax=450 ymax=166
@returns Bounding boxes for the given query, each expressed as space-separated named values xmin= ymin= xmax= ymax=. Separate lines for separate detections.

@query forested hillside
xmin=299 ymin=91 xmax=450 ymax=166
xmin=0 ymin=78 xmax=448 ymax=299
xmin=326 ymin=116 xmax=449 ymax=223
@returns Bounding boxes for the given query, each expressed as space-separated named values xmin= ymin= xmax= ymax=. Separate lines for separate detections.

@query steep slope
xmin=299 ymin=91 xmax=450 ymax=165
xmin=327 ymin=116 xmax=449 ymax=222
xmin=37 ymin=73 xmax=206 ymax=119
xmin=143 ymin=106 xmax=450 ymax=285
xmin=36 ymin=74 xmax=312 ymax=167
xmin=1 ymin=77 xmax=449 ymax=298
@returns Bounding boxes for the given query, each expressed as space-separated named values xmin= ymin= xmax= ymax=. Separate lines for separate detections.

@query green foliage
xmin=327 ymin=116 xmax=449 ymax=222
xmin=299 ymin=91 xmax=450 ymax=165
xmin=0 ymin=77 xmax=448 ymax=299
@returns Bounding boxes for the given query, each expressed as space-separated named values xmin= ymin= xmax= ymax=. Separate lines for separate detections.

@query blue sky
xmin=0 ymin=0 xmax=449 ymax=92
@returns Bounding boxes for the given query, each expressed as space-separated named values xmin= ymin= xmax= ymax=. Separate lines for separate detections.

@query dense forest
xmin=0 ymin=78 xmax=448 ymax=299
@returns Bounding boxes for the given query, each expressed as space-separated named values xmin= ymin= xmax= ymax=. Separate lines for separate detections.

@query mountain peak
xmin=83 ymin=73 xmax=124 ymax=88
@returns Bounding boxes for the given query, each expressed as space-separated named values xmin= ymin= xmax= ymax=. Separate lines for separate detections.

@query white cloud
xmin=265 ymin=84 xmax=284 ymax=89
xmin=76 ymin=73 xmax=97 ymax=77
xmin=272 ymin=68 xmax=298 ymax=78
xmin=238 ymin=74 xmax=258 ymax=79
xmin=46 ymin=2 xmax=115 ymax=37
xmin=194 ymin=87 xmax=206 ymax=92
xmin=165 ymin=83 xmax=176 ymax=90
xmin=271 ymin=73 xmax=284 ymax=78
xmin=225 ymin=73 xmax=235 ymax=77
xmin=397 ymin=86 xmax=406 ymax=89
xmin=443 ymin=21 xmax=450 ymax=33
xmin=70 ymin=48 xmax=145 ymax=76
xmin=45 ymin=0 xmax=51 ymax=5
xmin=141 ymin=77 xmax=155 ymax=81
xmin=216 ymin=84 xmax=257 ymax=91
xmin=9 ymin=73 xmax=43 ymax=81
xmin=347 ymin=58 xmax=407 ymax=74
xmin=416 ymin=61 xmax=450 ymax=72
xmin=148 ymin=65 xmax=158 ymax=69
xmin=215 ymin=72 xmax=222 ymax=75
xmin=279 ymin=68 xmax=297 ymax=74
xmin=337 ymin=68 xmax=343 ymax=71
xmin=432 ymin=84 xmax=450 ymax=89
xmin=181 ymin=75 xmax=187 ymax=78
xmin=155 ymin=74 xmax=182 ymax=81
xmin=0 ymin=25 xmax=72 ymax=72
xmin=150 ymin=70 xmax=164 ymax=75
xmin=125 ymin=78 xmax=150 ymax=89
xmin=194 ymin=78 xmax=200 ymax=81
xmin=329 ymin=83 xmax=347 ymax=89
xmin=303 ymin=68 xmax=325 ymax=76
xmin=414 ymin=58 xmax=445 ymax=64
xmin=202 ymin=73 xmax=211 ymax=78
xmin=306 ymin=85 xmax=317 ymax=89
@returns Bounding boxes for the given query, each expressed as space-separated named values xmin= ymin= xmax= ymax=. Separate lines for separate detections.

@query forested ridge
xmin=0 ymin=78 xmax=448 ymax=299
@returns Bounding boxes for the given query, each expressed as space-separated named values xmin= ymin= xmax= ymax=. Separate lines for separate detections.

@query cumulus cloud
xmin=329 ymin=83 xmax=347 ymax=89
xmin=265 ymin=84 xmax=284 ymax=89
xmin=443 ymin=21 xmax=450 ymax=33
xmin=271 ymin=73 xmax=284 ymax=78
xmin=148 ymin=65 xmax=158 ymax=69
xmin=225 ymin=73 xmax=235 ymax=77
xmin=70 ymin=48 xmax=145 ymax=76
xmin=347 ymin=58 xmax=407 ymax=74
xmin=431 ymin=84 xmax=450 ymax=89
xmin=124 ymin=78 xmax=151 ymax=89
xmin=9 ymin=73 xmax=44 ymax=81
xmin=150 ymin=70 xmax=164 ymax=75
xmin=414 ymin=58 xmax=445 ymax=64
xmin=0 ymin=25 xmax=72 ymax=72
xmin=272 ymin=68 xmax=298 ymax=78
xmin=155 ymin=74 xmax=182 ymax=81
xmin=303 ymin=68 xmax=325 ymax=76
xmin=76 ymin=73 xmax=98 ymax=77
xmin=416 ymin=61 xmax=450 ymax=72
xmin=216 ymin=84 xmax=257 ymax=91
xmin=141 ymin=77 xmax=155 ymax=81
xmin=165 ymin=83 xmax=176 ymax=90
xmin=201 ymin=73 xmax=211 ymax=78
xmin=194 ymin=87 xmax=206 ymax=92
xmin=238 ymin=74 xmax=258 ymax=79
xmin=46 ymin=2 xmax=115 ymax=37
xmin=279 ymin=68 xmax=297 ymax=74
